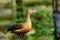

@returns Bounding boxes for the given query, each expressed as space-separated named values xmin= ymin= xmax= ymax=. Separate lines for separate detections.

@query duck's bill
xmin=31 ymin=10 xmax=37 ymax=14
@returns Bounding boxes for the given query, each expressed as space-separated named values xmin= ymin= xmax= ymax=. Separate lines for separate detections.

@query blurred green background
xmin=0 ymin=0 xmax=55 ymax=40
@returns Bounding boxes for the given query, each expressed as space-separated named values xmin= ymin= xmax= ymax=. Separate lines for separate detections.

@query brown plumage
xmin=7 ymin=7 xmax=36 ymax=34
xmin=14 ymin=8 xmax=35 ymax=34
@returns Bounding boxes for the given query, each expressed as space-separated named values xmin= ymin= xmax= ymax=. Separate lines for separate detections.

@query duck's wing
xmin=7 ymin=23 xmax=23 ymax=32
xmin=15 ymin=23 xmax=23 ymax=29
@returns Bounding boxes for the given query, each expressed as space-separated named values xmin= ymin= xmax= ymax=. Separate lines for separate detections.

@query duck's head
xmin=26 ymin=7 xmax=37 ymax=15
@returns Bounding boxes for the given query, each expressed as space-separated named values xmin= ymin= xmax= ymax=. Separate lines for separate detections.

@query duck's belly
xmin=21 ymin=26 xmax=32 ymax=34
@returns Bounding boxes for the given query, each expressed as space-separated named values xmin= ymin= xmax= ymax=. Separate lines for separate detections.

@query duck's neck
xmin=26 ymin=14 xmax=31 ymax=25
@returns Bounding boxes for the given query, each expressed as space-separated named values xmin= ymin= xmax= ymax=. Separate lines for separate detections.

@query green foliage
xmin=1 ymin=0 xmax=54 ymax=40
xmin=2 ymin=5 xmax=54 ymax=40
xmin=16 ymin=6 xmax=54 ymax=40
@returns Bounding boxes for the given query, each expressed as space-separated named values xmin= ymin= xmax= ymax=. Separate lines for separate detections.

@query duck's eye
xmin=31 ymin=8 xmax=34 ymax=10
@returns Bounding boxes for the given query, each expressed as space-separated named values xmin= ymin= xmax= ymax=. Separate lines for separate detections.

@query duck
xmin=7 ymin=7 xmax=36 ymax=34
